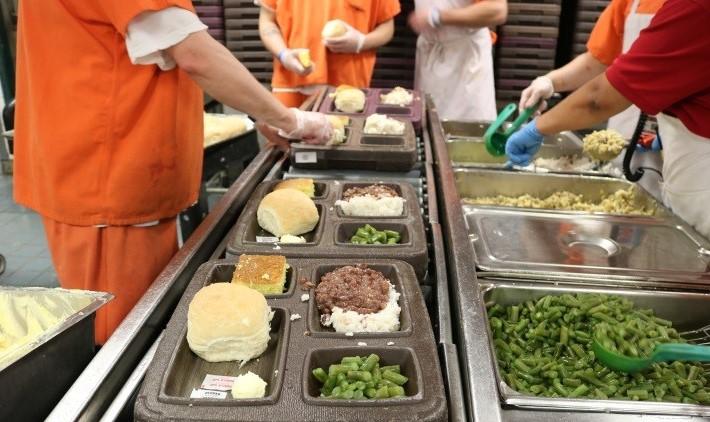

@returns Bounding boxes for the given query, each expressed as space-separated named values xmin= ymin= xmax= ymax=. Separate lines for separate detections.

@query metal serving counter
xmin=428 ymin=96 xmax=710 ymax=422
xmin=46 ymin=91 xmax=464 ymax=422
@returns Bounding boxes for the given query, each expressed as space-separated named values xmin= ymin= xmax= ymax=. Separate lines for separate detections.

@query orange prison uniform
xmin=14 ymin=0 xmax=203 ymax=343
xmin=261 ymin=0 xmax=401 ymax=107
xmin=586 ymin=0 xmax=664 ymax=65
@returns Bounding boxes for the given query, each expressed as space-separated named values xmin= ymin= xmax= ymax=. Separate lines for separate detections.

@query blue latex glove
xmin=636 ymin=134 xmax=662 ymax=152
xmin=505 ymin=119 xmax=545 ymax=166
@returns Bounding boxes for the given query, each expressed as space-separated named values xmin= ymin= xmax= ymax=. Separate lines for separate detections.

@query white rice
xmin=321 ymin=282 xmax=401 ymax=333
xmin=335 ymin=195 xmax=404 ymax=217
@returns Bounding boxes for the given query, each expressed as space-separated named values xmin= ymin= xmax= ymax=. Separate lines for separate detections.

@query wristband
xmin=428 ymin=7 xmax=442 ymax=28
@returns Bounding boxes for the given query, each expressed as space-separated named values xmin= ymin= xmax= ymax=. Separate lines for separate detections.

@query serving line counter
xmin=46 ymin=91 xmax=465 ymax=422
xmin=427 ymin=97 xmax=710 ymax=422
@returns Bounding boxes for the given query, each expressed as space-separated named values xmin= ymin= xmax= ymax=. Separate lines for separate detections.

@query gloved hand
xmin=323 ymin=20 xmax=366 ymax=53
xmin=278 ymin=108 xmax=333 ymax=145
xmin=636 ymin=133 xmax=662 ymax=152
xmin=277 ymin=48 xmax=313 ymax=76
xmin=519 ymin=76 xmax=554 ymax=114
xmin=505 ymin=119 xmax=545 ymax=166
xmin=407 ymin=7 xmax=441 ymax=34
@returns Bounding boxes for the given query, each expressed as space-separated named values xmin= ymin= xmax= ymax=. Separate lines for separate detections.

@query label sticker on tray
xmin=256 ymin=236 xmax=279 ymax=243
xmin=190 ymin=389 xmax=227 ymax=399
xmin=201 ymin=374 xmax=238 ymax=391
xmin=295 ymin=151 xmax=317 ymax=163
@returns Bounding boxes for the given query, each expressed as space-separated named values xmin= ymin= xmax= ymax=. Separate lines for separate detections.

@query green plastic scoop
xmin=484 ymin=102 xmax=538 ymax=156
xmin=593 ymin=339 xmax=710 ymax=373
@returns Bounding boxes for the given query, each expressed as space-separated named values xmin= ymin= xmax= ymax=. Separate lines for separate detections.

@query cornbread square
xmin=231 ymin=255 xmax=288 ymax=295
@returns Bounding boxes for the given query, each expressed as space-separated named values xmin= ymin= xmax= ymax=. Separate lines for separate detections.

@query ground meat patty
xmin=342 ymin=184 xmax=398 ymax=201
xmin=315 ymin=264 xmax=390 ymax=315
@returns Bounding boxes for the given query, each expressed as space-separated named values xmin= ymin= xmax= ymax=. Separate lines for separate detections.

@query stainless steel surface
xmin=454 ymin=168 xmax=663 ymax=217
xmin=430 ymin=96 xmax=710 ymax=422
xmin=0 ymin=287 xmax=112 ymax=371
xmin=464 ymin=205 xmax=710 ymax=282
xmin=441 ymin=120 xmax=582 ymax=148
xmin=480 ymin=280 xmax=710 ymax=417
xmin=99 ymin=333 xmax=163 ymax=422
xmin=47 ymin=147 xmax=284 ymax=422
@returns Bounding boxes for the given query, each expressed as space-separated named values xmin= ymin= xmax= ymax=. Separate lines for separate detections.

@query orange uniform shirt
xmin=14 ymin=0 xmax=203 ymax=226
xmin=586 ymin=0 xmax=664 ymax=65
xmin=261 ymin=0 xmax=401 ymax=89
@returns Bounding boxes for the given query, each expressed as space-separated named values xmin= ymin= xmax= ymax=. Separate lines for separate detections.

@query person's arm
xmin=258 ymin=6 xmax=286 ymax=57
xmin=409 ymin=0 xmax=506 ymax=33
xmin=439 ymin=0 xmax=507 ymax=28
xmin=536 ymin=73 xmax=631 ymax=135
xmin=167 ymin=31 xmax=295 ymax=131
xmin=546 ymin=52 xmax=608 ymax=94
xmin=519 ymin=52 xmax=608 ymax=111
xmin=361 ymin=19 xmax=395 ymax=51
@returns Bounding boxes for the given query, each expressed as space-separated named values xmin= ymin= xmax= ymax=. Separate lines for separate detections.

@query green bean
xmin=329 ymin=364 xmax=349 ymax=377
xmin=380 ymin=365 xmax=400 ymax=374
xmin=382 ymin=370 xmax=408 ymax=386
xmin=347 ymin=371 xmax=372 ymax=382
xmin=388 ymin=386 xmax=405 ymax=397
xmin=312 ymin=368 xmax=328 ymax=383
xmin=361 ymin=354 xmax=379 ymax=372
xmin=569 ymin=384 xmax=590 ymax=398
xmin=341 ymin=356 xmax=363 ymax=365
xmin=365 ymin=388 xmax=377 ymax=398
xmin=563 ymin=378 xmax=581 ymax=388
xmin=375 ymin=386 xmax=390 ymax=399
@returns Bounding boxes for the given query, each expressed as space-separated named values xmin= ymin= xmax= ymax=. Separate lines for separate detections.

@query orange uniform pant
xmin=42 ymin=217 xmax=178 ymax=344
xmin=273 ymin=91 xmax=308 ymax=108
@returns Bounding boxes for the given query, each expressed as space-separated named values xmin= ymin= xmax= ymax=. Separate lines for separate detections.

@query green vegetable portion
xmin=488 ymin=293 xmax=710 ymax=404
xmin=350 ymin=224 xmax=401 ymax=245
xmin=312 ymin=353 xmax=408 ymax=399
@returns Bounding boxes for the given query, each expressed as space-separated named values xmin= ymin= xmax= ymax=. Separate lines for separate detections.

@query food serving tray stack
xmin=290 ymin=116 xmax=418 ymax=172
xmin=317 ymin=86 xmax=423 ymax=130
xmin=134 ymin=258 xmax=448 ymax=422
xmin=226 ymin=180 xmax=429 ymax=279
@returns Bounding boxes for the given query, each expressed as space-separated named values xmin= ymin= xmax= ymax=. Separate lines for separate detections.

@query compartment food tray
xmin=290 ymin=116 xmax=417 ymax=172
xmin=480 ymin=280 xmax=710 ymax=416
xmin=226 ymin=180 xmax=429 ymax=278
xmin=134 ymin=259 xmax=447 ymax=422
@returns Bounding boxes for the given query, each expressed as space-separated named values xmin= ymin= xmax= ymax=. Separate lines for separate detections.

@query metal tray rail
xmin=135 ymin=258 xmax=448 ymax=422
xmin=480 ymin=280 xmax=710 ymax=417
xmin=226 ymin=179 xmax=430 ymax=279
xmin=289 ymin=116 xmax=418 ymax=172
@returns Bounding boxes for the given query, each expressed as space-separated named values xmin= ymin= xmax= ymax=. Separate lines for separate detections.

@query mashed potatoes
xmin=463 ymin=187 xmax=655 ymax=215
xmin=380 ymin=87 xmax=413 ymax=106
xmin=363 ymin=114 xmax=405 ymax=135
xmin=231 ymin=371 xmax=267 ymax=399
xmin=333 ymin=86 xmax=366 ymax=113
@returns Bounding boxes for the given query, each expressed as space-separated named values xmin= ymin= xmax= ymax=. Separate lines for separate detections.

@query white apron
xmin=657 ymin=114 xmax=710 ymax=240
xmin=414 ymin=0 xmax=496 ymax=121
xmin=607 ymin=0 xmax=663 ymax=199
xmin=606 ymin=0 xmax=654 ymax=138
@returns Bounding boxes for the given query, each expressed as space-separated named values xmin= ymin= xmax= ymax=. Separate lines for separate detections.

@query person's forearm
xmin=545 ymin=52 xmax=608 ymax=93
xmin=536 ymin=73 xmax=632 ymax=135
xmin=258 ymin=8 xmax=287 ymax=57
xmin=168 ymin=31 xmax=295 ymax=132
xmin=361 ymin=20 xmax=394 ymax=51
xmin=440 ymin=1 xmax=507 ymax=28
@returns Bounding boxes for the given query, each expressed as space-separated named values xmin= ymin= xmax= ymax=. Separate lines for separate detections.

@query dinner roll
xmin=334 ymin=87 xmax=366 ymax=113
xmin=187 ymin=283 xmax=271 ymax=363
xmin=257 ymin=188 xmax=319 ymax=237
xmin=322 ymin=20 xmax=347 ymax=39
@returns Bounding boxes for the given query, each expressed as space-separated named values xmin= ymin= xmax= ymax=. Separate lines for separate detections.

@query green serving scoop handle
xmin=593 ymin=339 xmax=710 ymax=373
xmin=484 ymin=102 xmax=539 ymax=156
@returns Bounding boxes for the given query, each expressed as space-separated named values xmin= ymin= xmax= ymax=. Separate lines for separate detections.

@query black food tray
xmin=226 ymin=180 xmax=429 ymax=279
xmin=135 ymin=259 xmax=447 ymax=422
xmin=289 ymin=117 xmax=418 ymax=172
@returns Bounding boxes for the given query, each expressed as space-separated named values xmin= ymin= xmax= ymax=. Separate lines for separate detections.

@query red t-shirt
xmin=606 ymin=0 xmax=710 ymax=138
